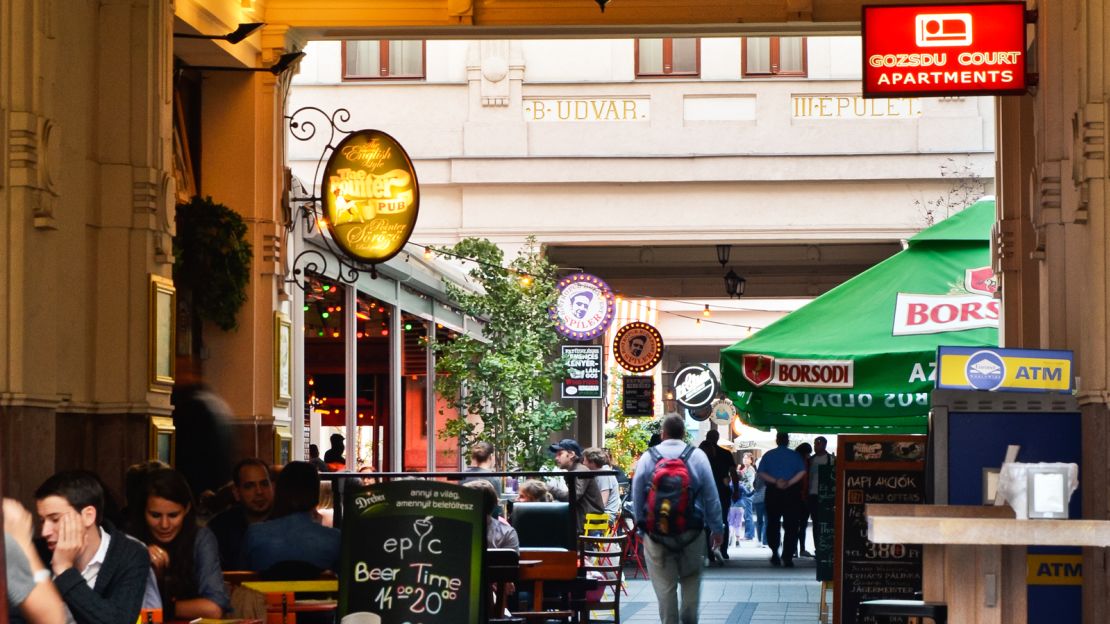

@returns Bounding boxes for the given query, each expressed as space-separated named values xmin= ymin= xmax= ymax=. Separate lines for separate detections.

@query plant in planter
xmin=173 ymin=196 xmax=253 ymax=335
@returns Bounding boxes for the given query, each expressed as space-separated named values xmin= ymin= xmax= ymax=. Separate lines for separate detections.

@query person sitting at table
xmin=464 ymin=480 xmax=519 ymax=551
xmin=516 ymin=480 xmax=553 ymax=503
xmin=242 ymin=461 xmax=341 ymax=574
xmin=136 ymin=468 xmax=230 ymax=620
xmin=207 ymin=458 xmax=274 ymax=569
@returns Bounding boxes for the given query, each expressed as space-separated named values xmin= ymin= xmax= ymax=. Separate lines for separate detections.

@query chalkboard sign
xmin=834 ymin=435 xmax=926 ymax=624
xmin=622 ymin=375 xmax=654 ymax=417
xmin=815 ymin=464 xmax=835 ymax=582
xmin=339 ymin=481 xmax=488 ymax=624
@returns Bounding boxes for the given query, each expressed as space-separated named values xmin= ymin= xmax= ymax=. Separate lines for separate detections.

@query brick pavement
xmin=613 ymin=538 xmax=827 ymax=624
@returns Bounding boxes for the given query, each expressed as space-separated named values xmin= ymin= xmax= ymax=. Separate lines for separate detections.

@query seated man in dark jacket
xmin=32 ymin=470 xmax=151 ymax=624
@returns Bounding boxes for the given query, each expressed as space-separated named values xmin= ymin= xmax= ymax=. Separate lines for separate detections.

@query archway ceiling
xmin=264 ymin=0 xmax=885 ymax=38
xmin=544 ymin=242 xmax=901 ymax=298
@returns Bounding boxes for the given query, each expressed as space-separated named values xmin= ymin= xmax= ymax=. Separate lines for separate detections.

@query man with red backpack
xmin=632 ymin=414 xmax=724 ymax=624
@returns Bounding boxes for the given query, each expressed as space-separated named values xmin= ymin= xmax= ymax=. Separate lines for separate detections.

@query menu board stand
xmin=834 ymin=435 xmax=926 ymax=624
xmin=339 ymin=480 xmax=488 ymax=623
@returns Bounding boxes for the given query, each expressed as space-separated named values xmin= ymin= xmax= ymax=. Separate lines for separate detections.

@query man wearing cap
xmin=549 ymin=439 xmax=605 ymax=535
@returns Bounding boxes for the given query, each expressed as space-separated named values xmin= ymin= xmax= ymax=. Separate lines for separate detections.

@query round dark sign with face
xmin=613 ymin=322 xmax=663 ymax=373
xmin=673 ymin=365 xmax=719 ymax=409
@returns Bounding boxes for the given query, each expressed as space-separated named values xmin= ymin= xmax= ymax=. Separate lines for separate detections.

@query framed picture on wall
xmin=149 ymin=416 xmax=176 ymax=465
xmin=274 ymin=311 xmax=293 ymax=407
xmin=274 ymin=427 xmax=292 ymax=465
xmin=149 ymin=275 xmax=176 ymax=392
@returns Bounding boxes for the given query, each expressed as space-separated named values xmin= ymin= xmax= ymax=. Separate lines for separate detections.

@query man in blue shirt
xmin=756 ymin=431 xmax=807 ymax=567
xmin=632 ymin=414 xmax=723 ymax=624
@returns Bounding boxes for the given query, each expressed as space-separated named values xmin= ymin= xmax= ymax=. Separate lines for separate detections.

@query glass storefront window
xmin=401 ymin=313 xmax=430 ymax=471
xmin=354 ymin=293 xmax=392 ymax=472
xmin=434 ymin=323 xmax=461 ymax=471
xmin=304 ymin=276 xmax=347 ymax=469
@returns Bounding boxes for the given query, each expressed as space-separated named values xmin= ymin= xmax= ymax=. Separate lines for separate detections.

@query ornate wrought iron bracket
xmin=283 ymin=106 xmax=384 ymax=291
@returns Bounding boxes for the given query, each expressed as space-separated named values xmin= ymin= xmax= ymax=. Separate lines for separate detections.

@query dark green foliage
xmin=173 ymin=196 xmax=253 ymax=331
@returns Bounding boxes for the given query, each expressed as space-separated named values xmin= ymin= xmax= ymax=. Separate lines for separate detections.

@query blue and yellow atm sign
xmin=1027 ymin=554 xmax=1082 ymax=585
xmin=936 ymin=346 xmax=1073 ymax=393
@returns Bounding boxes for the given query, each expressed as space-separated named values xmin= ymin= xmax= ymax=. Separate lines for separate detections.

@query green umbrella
xmin=720 ymin=198 xmax=999 ymax=433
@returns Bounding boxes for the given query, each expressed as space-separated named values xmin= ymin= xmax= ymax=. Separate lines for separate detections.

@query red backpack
xmin=644 ymin=445 xmax=702 ymax=542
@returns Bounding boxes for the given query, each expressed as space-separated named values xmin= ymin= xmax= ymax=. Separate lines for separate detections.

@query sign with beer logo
xmin=673 ymin=365 xmax=719 ymax=409
xmin=862 ymin=2 xmax=1027 ymax=98
xmin=892 ymin=267 xmax=999 ymax=336
xmin=742 ymin=355 xmax=855 ymax=389
xmin=552 ymin=273 xmax=615 ymax=341
xmin=613 ymin=321 xmax=663 ymax=373
xmin=323 ymin=129 xmax=419 ymax=264
xmin=338 ymin=481 xmax=486 ymax=623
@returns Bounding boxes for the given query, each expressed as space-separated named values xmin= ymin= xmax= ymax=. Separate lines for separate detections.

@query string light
xmin=518 ymin=273 xmax=533 ymax=288
xmin=424 ymin=246 xmax=433 ymax=260
xmin=703 ymin=304 xmax=711 ymax=317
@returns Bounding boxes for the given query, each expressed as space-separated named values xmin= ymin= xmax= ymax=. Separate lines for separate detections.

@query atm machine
xmin=929 ymin=347 xmax=1081 ymax=624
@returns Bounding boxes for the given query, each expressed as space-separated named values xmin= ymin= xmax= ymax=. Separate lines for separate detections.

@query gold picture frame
xmin=274 ymin=426 xmax=293 ymax=465
xmin=274 ymin=311 xmax=293 ymax=407
xmin=149 ymin=275 xmax=177 ymax=391
xmin=149 ymin=416 xmax=176 ymax=465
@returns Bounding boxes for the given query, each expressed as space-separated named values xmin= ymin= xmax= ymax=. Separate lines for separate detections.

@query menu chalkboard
xmin=339 ymin=481 xmax=487 ymax=624
xmin=622 ymin=375 xmax=654 ymax=416
xmin=815 ymin=464 xmax=835 ymax=582
xmin=834 ymin=435 xmax=926 ymax=624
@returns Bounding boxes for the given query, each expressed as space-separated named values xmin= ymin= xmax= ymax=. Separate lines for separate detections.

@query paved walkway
xmin=615 ymin=538 xmax=827 ymax=624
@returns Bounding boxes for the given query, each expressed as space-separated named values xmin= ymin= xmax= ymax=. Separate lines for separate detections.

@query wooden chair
xmin=577 ymin=534 xmax=629 ymax=624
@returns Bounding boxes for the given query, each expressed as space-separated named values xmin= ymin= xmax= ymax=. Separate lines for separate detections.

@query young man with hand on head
xmin=33 ymin=470 xmax=151 ymax=624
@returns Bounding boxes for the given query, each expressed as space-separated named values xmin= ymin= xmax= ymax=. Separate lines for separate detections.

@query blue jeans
xmin=740 ymin=496 xmax=755 ymax=539
xmin=753 ymin=500 xmax=767 ymax=544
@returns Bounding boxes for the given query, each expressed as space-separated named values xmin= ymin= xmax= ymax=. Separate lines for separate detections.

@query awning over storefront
xmin=720 ymin=198 xmax=999 ymax=433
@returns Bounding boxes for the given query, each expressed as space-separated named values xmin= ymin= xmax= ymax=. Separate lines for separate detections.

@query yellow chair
xmin=583 ymin=512 xmax=611 ymax=536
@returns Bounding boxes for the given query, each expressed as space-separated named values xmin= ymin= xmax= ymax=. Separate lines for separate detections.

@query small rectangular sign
xmin=622 ymin=375 xmax=654 ymax=417
xmin=561 ymin=345 xmax=603 ymax=399
xmin=1027 ymin=554 xmax=1083 ymax=586
xmin=862 ymin=2 xmax=1027 ymax=98
xmin=936 ymin=346 xmax=1074 ymax=393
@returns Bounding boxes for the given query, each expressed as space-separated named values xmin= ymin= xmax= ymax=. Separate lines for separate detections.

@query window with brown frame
xmin=636 ymin=38 xmax=700 ymax=77
xmin=343 ymin=40 xmax=425 ymax=79
xmin=743 ymin=37 xmax=807 ymax=77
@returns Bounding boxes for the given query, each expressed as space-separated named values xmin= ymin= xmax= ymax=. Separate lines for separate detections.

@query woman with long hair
xmin=137 ymin=469 xmax=229 ymax=619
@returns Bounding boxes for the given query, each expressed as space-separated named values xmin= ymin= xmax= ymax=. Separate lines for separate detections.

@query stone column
xmin=199 ymin=27 xmax=302 ymax=465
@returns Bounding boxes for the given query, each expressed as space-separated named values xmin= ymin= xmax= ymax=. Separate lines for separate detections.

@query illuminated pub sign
xmin=323 ymin=129 xmax=420 ymax=264
xmin=862 ymin=2 xmax=1027 ymax=98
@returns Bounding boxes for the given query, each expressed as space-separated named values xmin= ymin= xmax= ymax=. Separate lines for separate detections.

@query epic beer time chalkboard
xmin=339 ymin=480 xmax=487 ymax=623
xmin=834 ymin=435 xmax=926 ymax=624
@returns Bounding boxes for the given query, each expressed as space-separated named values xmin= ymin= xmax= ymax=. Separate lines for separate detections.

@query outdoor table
xmin=866 ymin=503 xmax=1110 ymax=624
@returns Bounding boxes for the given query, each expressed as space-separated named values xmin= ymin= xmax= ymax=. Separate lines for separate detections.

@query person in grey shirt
xmin=583 ymin=447 xmax=621 ymax=523
xmin=5 ymin=498 xmax=66 ymax=623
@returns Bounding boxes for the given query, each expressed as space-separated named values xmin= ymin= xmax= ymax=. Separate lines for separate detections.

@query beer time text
xmin=862 ymin=3 xmax=1027 ymax=97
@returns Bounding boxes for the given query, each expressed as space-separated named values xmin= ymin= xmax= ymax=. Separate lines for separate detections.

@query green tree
xmin=603 ymin=368 xmax=652 ymax=473
xmin=435 ymin=237 xmax=576 ymax=470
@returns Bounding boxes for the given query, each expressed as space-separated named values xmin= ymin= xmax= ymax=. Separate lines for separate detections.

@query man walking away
xmin=698 ymin=429 xmax=738 ymax=562
xmin=633 ymin=414 xmax=724 ymax=624
xmin=757 ymin=432 xmax=807 ymax=567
